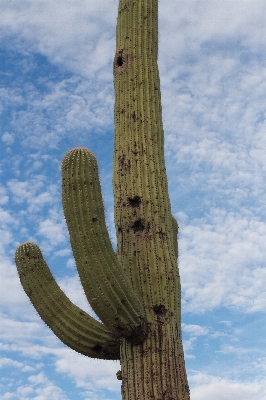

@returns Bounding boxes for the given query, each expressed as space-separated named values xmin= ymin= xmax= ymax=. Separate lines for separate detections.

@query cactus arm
xmin=15 ymin=242 xmax=120 ymax=360
xmin=61 ymin=148 xmax=146 ymax=342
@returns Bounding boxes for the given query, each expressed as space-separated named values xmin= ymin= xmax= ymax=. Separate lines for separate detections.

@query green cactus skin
xmin=14 ymin=0 xmax=190 ymax=398
xmin=113 ymin=0 xmax=190 ymax=398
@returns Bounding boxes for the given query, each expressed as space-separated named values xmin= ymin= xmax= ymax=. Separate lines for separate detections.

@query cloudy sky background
xmin=1 ymin=0 xmax=266 ymax=398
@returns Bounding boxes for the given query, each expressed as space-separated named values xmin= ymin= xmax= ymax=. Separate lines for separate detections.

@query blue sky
xmin=1 ymin=0 xmax=266 ymax=399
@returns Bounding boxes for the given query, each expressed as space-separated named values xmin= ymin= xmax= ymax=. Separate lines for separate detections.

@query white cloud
xmin=0 ymin=256 xmax=30 ymax=317
xmin=1 ymin=77 xmax=114 ymax=150
xmin=0 ymin=186 xmax=8 ymax=205
xmin=182 ymin=324 xmax=209 ymax=337
xmin=2 ymin=132 xmax=14 ymax=145
xmin=66 ymin=257 xmax=75 ymax=269
xmin=0 ymin=209 xmax=16 ymax=226
xmin=29 ymin=192 xmax=53 ymax=212
xmin=0 ymin=87 xmax=24 ymax=114
xmin=53 ymin=248 xmax=71 ymax=257
xmin=1 ymin=372 xmax=69 ymax=400
xmin=179 ymin=209 xmax=266 ymax=313
xmin=189 ymin=373 xmax=266 ymax=400
xmin=7 ymin=178 xmax=45 ymax=204
xmin=0 ymin=358 xmax=35 ymax=373
xmin=55 ymin=349 xmax=120 ymax=392
xmin=37 ymin=218 xmax=65 ymax=245
xmin=0 ymin=0 xmax=117 ymax=78
xmin=58 ymin=274 xmax=96 ymax=317
xmin=0 ymin=316 xmax=47 ymax=343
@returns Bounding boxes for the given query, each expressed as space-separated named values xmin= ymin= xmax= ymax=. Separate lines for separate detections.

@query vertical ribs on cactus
xmin=15 ymin=0 xmax=190 ymax=399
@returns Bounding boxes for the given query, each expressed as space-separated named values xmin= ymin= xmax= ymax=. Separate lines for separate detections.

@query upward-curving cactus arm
xmin=15 ymin=242 xmax=120 ymax=360
xmin=61 ymin=148 xmax=146 ymax=342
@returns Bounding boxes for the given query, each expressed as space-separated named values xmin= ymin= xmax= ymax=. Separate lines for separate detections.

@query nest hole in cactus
xmin=128 ymin=196 xmax=141 ymax=207
xmin=153 ymin=304 xmax=167 ymax=315
xmin=114 ymin=52 xmax=127 ymax=74
xmin=131 ymin=218 xmax=145 ymax=232
xmin=116 ymin=55 xmax=123 ymax=66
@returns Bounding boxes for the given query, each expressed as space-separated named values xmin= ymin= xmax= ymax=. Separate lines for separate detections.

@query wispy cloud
xmin=179 ymin=209 xmax=266 ymax=313
xmin=1 ymin=371 xmax=69 ymax=400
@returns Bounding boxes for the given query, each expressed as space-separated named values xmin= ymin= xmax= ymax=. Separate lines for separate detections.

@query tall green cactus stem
xmin=113 ymin=0 xmax=190 ymax=398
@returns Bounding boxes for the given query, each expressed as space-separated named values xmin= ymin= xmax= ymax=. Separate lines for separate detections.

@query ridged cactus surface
xmin=15 ymin=0 xmax=190 ymax=399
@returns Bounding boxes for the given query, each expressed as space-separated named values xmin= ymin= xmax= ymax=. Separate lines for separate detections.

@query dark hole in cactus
xmin=131 ymin=218 xmax=145 ymax=232
xmin=128 ymin=196 xmax=141 ymax=207
xmin=114 ymin=53 xmax=127 ymax=74
xmin=116 ymin=55 xmax=123 ymax=66
xmin=153 ymin=304 xmax=167 ymax=315
xmin=92 ymin=344 xmax=102 ymax=353
xmin=92 ymin=217 xmax=98 ymax=222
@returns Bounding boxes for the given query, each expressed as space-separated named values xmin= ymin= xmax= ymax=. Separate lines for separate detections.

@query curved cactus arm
xmin=61 ymin=148 xmax=146 ymax=342
xmin=15 ymin=242 xmax=120 ymax=360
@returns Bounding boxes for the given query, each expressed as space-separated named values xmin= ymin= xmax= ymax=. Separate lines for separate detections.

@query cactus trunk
xmin=113 ymin=0 xmax=189 ymax=398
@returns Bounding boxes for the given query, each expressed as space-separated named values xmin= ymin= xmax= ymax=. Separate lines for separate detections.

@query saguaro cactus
xmin=15 ymin=0 xmax=190 ymax=399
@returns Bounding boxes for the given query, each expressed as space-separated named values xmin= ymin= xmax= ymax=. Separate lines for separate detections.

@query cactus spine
xmin=15 ymin=0 xmax=190 ymax=399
